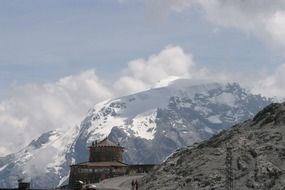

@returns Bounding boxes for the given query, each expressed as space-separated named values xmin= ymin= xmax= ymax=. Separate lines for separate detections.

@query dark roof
xmin=72 ymin=161 xmax=128 ymax=167
xmin=90 ymin=138 xmax=123 ymax=148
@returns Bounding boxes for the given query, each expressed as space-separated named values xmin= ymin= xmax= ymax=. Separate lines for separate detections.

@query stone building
xmin=69 ymin=138 xmax=128 ymax=187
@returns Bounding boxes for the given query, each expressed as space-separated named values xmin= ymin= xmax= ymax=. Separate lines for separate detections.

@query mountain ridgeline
xmin=0 ymin=80 xmax=272 ymax=188
xmin=141 ymin=103 xmax=285 ymax=190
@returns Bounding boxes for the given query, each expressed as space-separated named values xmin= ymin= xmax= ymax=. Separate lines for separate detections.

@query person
xmin=135 ymin=180 xmax=138 ymax=190
xmin=131 ymin=180 xmax=135 ymax=190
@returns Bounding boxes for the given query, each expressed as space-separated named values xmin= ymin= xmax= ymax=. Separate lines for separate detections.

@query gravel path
xmin=93 ymin=174 xmax=144 ymax=190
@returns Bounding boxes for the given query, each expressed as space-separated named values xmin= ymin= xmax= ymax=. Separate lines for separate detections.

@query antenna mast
xmin=225 ymin=146 xmax=234 ymax=190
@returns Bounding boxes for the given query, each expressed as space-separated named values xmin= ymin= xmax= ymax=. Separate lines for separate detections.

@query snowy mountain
xmin=0 ymin=79 xmax=272 ymax=188
xmin=141 ymin=103 xmax=285 ymax=190
xmin=0 ymin=126 xmax=79 ymax=188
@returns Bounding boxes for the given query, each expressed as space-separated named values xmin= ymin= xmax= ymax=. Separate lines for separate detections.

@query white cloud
xmin=114 ymin=45 xmax=209 ymax=94
xmin=145 ymin=0 xmax=285 ymax=47
xmin=263 ymin=11 xmax=285 ymax=45
xmin=253 ymin=64 xmax=285 ymax=99
xmin=0 ymin=70 xmax=113 ymax=155
xmin=199 ymin=0 xmax=285 ymax=47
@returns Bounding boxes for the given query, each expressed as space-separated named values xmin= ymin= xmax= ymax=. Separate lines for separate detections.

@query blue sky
xmin=1 ymin=0 xmax=284 ymax=98
xmin=1 ymin=0 xmax=285 ymax=155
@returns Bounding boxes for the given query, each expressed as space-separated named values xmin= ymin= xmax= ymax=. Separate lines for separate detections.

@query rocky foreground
xmin=141 ymin=103 xmax=285 ymax=190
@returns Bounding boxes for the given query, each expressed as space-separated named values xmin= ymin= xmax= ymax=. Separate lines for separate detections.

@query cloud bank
xmin=0 ymin=45 xmax=284 ymax=156
xmin=0 ymin=70 xmax=113 ymax=155
xmin=199 ymin=0 xmax=285 ymax=47
xmin=253 ymin=64 xmax=285 ymax=99
xmin=145 ymin=0 xmax=285 ymax=47
xmin=0 ymin=46 xmax=208 ymax=155
xmin=114 ymin=46 xmax=208 ymax=93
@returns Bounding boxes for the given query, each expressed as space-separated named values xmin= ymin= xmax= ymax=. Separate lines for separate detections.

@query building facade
xmin=69 ymin=138 xmax=128 ymax=188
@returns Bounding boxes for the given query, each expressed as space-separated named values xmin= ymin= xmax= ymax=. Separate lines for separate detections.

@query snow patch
xmin=58 ymin=174 xmax=69 ymax=187
xmin=152 ymin=76 xmax=182 ymax=88
xmin=0 ymin=164 xmax=8 ymax=172
xmin=212 ymin=92 xmax=236 ymax=107
xmin=87 ymin=114 xmax=126 ymax=143
xmin=204 ymin=127 xmax=214 ymax=134
xmin=207 ymin=115 xmax=222 ymax=124
xmin=128 ymin=109 xmax=157 ymax=140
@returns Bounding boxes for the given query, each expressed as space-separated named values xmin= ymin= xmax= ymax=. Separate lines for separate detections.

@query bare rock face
xmin=141 ymin=103 xmax=285 ymax=190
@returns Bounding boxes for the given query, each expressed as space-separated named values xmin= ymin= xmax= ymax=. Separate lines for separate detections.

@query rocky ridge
xmin=141 ymin=103 xmax=285 ymax=190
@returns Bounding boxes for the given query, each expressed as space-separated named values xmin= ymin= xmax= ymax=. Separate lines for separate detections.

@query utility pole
xmin=225 ymin=146 xmax=234 ymax=190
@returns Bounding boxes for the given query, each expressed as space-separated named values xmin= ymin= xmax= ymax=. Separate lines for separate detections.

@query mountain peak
xmin=152 ymin=76 xmax=182 ymax=88
xmin=151 ymin=77 xmax=224 ymax=91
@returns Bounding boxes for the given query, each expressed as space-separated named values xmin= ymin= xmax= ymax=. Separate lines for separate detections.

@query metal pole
xmin=225 ymin=147 xmax=233 ymax=190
